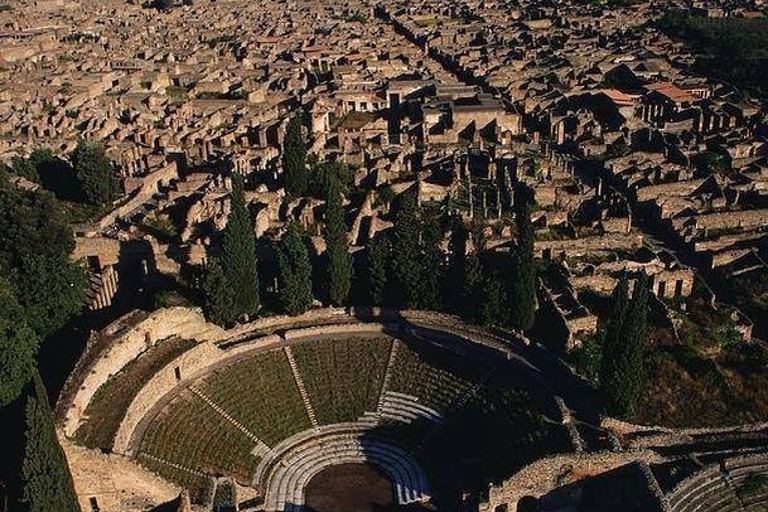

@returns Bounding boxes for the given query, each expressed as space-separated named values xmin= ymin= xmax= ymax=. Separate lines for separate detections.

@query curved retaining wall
xmin=59 ymin=307 xmax=224 ymax=437
xmin=114 ymin=322 xmax=390 ymax=455
xmin=59 ymin=307 xmax=353 ymax=438
xmin=63 ymin=306 xmax=543 ymax=463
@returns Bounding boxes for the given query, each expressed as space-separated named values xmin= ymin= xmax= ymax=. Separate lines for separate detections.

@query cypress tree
xmin=600 ymin=276 xmax=647 ymax=419
xmin=480 ymin=271 xmax=508 ymax=327
xmin=282 ymin=116 xmax=308 ymax=197
xmin=21 ymin=371 xmax=79 ymax=512
xmin=390 ymin=188 xmax=423 ymax=309
xmin=603 ymin=274 xmax=650 ymax=419
xmin=201 ymin=258 xmax=235 ymax=326
xmin=365 ymin=235 xmax=391 ymax=306
xmin=276 ymin=223 xmax=314 ymax=316
xmin=222 ymin=174 xmax=259 ymax=319
xmin=445 ymin=217 xmax=469 ymax=313
xmin=0 ymin=279 xmax=38 ymax=408
xmin=462 ymin=251 xmax=483 ymax=321
xmin=323 ymin=180 xmax=353 ymax=306
xmin=420 ymin=219 xmax=445 ymax=311
xmin=509 ymin=184 xmax=537 ymax=331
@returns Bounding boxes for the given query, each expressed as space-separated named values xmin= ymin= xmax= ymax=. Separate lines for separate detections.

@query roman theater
xmin=55 ymin=307 xmax=768 ymax=512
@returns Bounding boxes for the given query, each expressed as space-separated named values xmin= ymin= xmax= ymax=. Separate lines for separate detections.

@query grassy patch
xmin=201 ymin=349 xmax=310 ymax=446
xmin=139 ymin=391 xmax=258 ymax=501
xmin=74 ymin=337 xmax=197 ymax=450
xmin=293 ymin=337 xmax=392 ymax=424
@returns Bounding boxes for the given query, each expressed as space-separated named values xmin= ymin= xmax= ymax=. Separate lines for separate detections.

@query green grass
xmin=201 ymin=350 xmax=310 ymax=446
xmin=389 ymin=342 xmax=477 ymax=412
xmin=75 ymin=337 xmax=197 ymax=450
xmin=292 ymin=337 xmax=392 ymax=424
xmin=139 ymin=391 xmax=259 ymax=491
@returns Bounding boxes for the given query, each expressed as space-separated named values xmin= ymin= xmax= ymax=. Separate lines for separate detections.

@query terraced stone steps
xmin=379 ymin=391 xmax=443 ymax=425
xmin=377 ymin=339 xmax=401 ymax=415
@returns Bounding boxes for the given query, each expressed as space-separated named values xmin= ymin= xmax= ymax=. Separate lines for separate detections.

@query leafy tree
xmin=201 ymin=258 xmax=235 ymax=326
xmin=509 ymin=184 xmax=537 ymax=331
xmin=390 ymin=188 xmax=423 ymax=309
xmin=364 ymin=235 xmax=391 ymax=306
xmin=5 ymin=157 xmax=38 ymax=183
xmin=276 ymin=223 xmax=313 ymax=316
xmin=221 ymin=174 xmax=259 ymax=319
xmin=0 ymin=279 xmax=38 ymax=408
xmin=323 ymin=180 xmax=352 ymax=306
xmin=282 ymin=116 xmax=308 ymax=197
xmin=13 ymin=255 xmax=87 ymax=340
xmin=70 ymin=140 xmax=118 ymax=205
xmin=0 ymin=181 xmax=74 ymax=271
xmin=420 ymin=219 xmax=444 ymax=311
xmin=21 ymin=371 xmax=79 ymax=512
xmin=599 ymin=275 xmax=650 ymax=419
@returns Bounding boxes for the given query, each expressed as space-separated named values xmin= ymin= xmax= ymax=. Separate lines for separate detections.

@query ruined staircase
xmin=283 ymin=346 xmax=319 ymax=428
xmin=376 ymin=339 xmax=401 ymax=415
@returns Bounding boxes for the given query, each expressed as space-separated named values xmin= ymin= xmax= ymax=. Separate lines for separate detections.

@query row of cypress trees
xmin=204 ymin=114 xmax=538 ymax=330
xmin=361 ymin=184 xmax=537 ymax=331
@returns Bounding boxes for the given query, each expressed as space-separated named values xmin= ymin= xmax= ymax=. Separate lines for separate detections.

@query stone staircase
xmin=189 ymin=386 xmax=271 ymax=458
xmin=283 ymin=346 xmax=319 ymax=428
xmin=377 ymin=339 xmax=401 ymax=415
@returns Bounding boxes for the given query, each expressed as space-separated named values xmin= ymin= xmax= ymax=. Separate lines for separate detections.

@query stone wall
xmin=60 ymin=431 xmax=180 ymax=512
xmin=60 ymin=307 xmax=223 ymax=437
xmin=479 ymin=450 xmax=664 ymax=512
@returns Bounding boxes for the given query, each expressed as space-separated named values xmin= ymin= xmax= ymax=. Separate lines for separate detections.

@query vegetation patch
xmin=293 ymin=337 xmax=391 ymax=424
xmin=74 ymin=337 xmax=196 ymax=450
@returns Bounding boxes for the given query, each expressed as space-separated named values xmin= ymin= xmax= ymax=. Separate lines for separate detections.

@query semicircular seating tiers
xmin=667 ymin=456 xmax=768 ymax=512
xmin=258 ymin=423 xmax=430 ymax=512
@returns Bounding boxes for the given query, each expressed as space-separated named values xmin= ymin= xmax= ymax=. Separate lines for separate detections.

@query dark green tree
xmin=0 ymin=180 xmax=74 ymax=270
xmin=222 ymin=174 xmax=259 ymax=319
xmin=445 ymin=218 xmax=470 ymax=312
xmin=282 ymin=116 xmax=308 ymax=197
xmin=364 ymin=234 xmax=391 ymax=306
xmin=420 ymin=219 xmax=444 ymax=311
xmin=201 ymin=258 xmax=235 ymax=326
xmin=276 ymin=223 xmax=314 ymax=315
xmin=462 ymin=251 xmax=483 ymax=321
xmin=310 ymin=160 xmax=350 ymax=200
xmin=21 ymin=371 xmax=79 ymax=512
xmin=509 ymin=184 xmax=537 ymax=331
xmin=323 ymin=181 xmax=353 ymax=306
xmin=70 ymin=140 xmax=118 ymax=205
xmin=599 ymin=275 xmax=650 ymax=419
xmin=479 ymin=271 xmax=509 ymax=327
xmin=5 ymin=156 xmax=38 ymax=183
xmin=390 ymin=188 xmax=423 ymax=309
xmin=13 ymin=255 xmax=87 ymax=340
xmin=0 ymin=279 xmax=38 ymax=408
